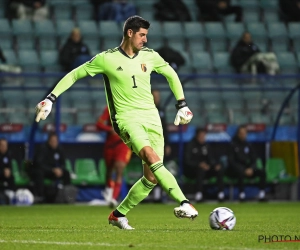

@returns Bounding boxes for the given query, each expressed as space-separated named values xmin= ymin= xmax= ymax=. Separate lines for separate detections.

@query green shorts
xmin=117 ymin=121 xmax=164 ymax=162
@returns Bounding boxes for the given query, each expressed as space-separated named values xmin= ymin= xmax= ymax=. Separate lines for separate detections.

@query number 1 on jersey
xmin=132 ymin=75 xmax=137 ymax=88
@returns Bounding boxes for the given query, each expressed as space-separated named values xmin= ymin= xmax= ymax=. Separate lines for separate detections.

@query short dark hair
xmin=195 ymin=127 xmax=206 ymax=136
xmin=123 ymin=15 xmax=150 ymax=37
xmin=0 ymin=138 xmax=7 ymax=143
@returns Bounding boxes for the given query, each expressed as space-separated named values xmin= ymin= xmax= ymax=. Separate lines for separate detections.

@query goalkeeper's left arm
xmin=35 ymin=65 xmax=89 ymax=122
xmin=155 ymin=62 xmax=193 ymax=126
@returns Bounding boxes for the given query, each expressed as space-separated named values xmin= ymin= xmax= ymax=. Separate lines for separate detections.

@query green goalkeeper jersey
xmin=51 ymin=46 xmax=185 ymax=129
xmin=82 ymin=47 xmax=184 ymax=127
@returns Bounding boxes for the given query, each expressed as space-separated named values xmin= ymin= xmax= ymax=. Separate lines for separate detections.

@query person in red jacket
xmin=97 ymin=106 xmax=131 ymax=207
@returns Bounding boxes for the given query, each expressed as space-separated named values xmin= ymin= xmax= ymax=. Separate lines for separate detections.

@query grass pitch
xmin=0 ymin=202 xmax=299 ymax=250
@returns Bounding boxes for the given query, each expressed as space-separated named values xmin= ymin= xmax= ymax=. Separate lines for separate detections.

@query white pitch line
xmin=0 ymin=239 xmax=292 ymax=250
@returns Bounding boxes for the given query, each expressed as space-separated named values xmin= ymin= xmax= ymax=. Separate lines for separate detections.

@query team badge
xmin=141 ymin=64 xmax=147 ymax=72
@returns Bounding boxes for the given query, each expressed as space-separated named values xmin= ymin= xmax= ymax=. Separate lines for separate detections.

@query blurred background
xmin=0 ymin=0 xmax=299 ymax=204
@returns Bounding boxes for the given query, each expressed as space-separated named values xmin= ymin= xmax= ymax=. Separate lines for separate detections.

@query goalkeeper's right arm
xmin=35 ymin=65 xmax=88 ymax=122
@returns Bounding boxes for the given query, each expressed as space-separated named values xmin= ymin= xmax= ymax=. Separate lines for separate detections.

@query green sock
xmin=150 ymin=161 xmax=187 ymax=203
xmin=116 ymin=176 xmax=156 ymax=215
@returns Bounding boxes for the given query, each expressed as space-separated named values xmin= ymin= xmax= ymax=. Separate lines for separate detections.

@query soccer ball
xmin=209 ymin=207 xmax=236 ymax=230
xmin=15 ymin=189 xmax=34 ymax=206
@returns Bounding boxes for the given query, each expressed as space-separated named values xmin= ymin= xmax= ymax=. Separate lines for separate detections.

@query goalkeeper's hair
xmin=195 ymin=127 xmax=207 ymax=136
xmin=123 ymin=15 xmax=150 ymax=37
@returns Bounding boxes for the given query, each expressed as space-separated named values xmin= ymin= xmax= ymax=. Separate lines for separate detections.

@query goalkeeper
xmin=35 ymin=15 xmax=198 ymax=230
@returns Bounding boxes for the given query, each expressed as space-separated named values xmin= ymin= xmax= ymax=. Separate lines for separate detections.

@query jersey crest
xmin=141 ymin=64 xmax=147 ymax=72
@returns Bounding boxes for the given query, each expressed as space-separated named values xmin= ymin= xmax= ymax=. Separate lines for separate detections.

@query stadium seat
xmin=212 ymin=52 xmax=234 ymax=73
xmin=12 ymin=159 xmax=30 ymax=186
xmin=56 ymin=20 xmax=75 ymax=40
xmin=12 ymin=20 xmax=33 ymax=36
xmin=204 ymin=23 xmax=226 ymax=39
xmin=204 ymin=23 xmax=227 ymax=52
xmin=98 ymin=159 xmax=107 ymax=185
xmin=244 ymin=10 xmax=260 ymax=22
xmin=179 ymin=51 xmax=191 ymax=68
xmin=267 ymin=23 xmax=289 ymax=52
xmin=147 ymin=21 xmax=163 ymax=40
xmin=203 ymin=100 xmax=223 ymax=113
xmin=207 ymin=113 xmax=228 ymax=124
xmin=0 ymin=19 xmax=12 ymax=37
xmin=278 ymin=114 xmax=295 ymax=125
xmin=191 ymin=52 xmax=213 ymax=73
xmin=101 ymin=37 xmax=120 ymax=50
xmin=265 ymin=158 xmax=297 ymax=183
xmin=188 ymin=40 xmax=206 ymax=52
xmin=34 ymin=20 xmax=56 ymax=37
xmin=61 ymin=113 xmax=75 ymax=125
xmin=276 ymin=52 xmax=298 ymax=74
xmin=225 ymin=23 xmax=245 ymax=40
xmin=16 ymin=37 xmax=36 ymax=50
xmin=209 ymin=39 xmax=227 ymax=52
xmin=177 ymin=66 xmax=194 ymax=74
xmin=40 ymin=50 xmax=61 ymax=72
xmin=183 ymin=22 xmax=205 ymax=40
xmin=260 ymin=0 xmax=278 ymax=10
xmin=76 ymin=112 xmax=96 ymax=125
xmin=147 ymin=39 xmax=164 ymax=50
xmin=74 ymin=4 xmax=94 ymax=20
xmin=224 ymin=99 xmax=245 ymax=111
xmin=78 ymin=20 xmax=99 ymax=38
xmin=167 ymin=40 xmax=185 ymax=52
xmin=52 ymin=3 xmax=73 ymax=20
xmin=246 ymin=23 xmax=267 ymax=39
xmin=239 ymin=0 xmax=260 ymax=8
xmin=1 ymin=37 xmax=13 ymax=49
xmin=18 ymin=50 xmax=41 ymax=72
xmin=221 ymin=90 xmax=243 ymax=102
xmin=231 ymin=111 xmax=249 ymax=125
xmin=3 ymin=50 xmax=18 ymax=65
xmin=250 ymin=113 xmax=272 ymax=124
xmin=124 ymin=156 xmax=142 ymax=185
xmin=7 ymin=113 xmax=30 ymax=125
xmin=73 ymin=158 xmax=100 ymax=185
xmin=199 ymin=90 xmax=222 ymax=101
xmin=288 ymin=23 xmax=300 ymax=40
xmin=138 ymin=9 xmax=154 ymax=21
xmin=162 ymin=22 xmax=184 ymax=40
xmin=263 ymin=10 xmax=280 ymax=22
xmin=65 ymin=159 xmax=73 ymax=173
xmin=99 ymin=21 xmax=121 ymax=38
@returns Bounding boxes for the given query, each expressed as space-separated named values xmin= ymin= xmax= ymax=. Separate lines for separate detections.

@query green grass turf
xmin=0 ymin=202 xmax=299 ymax=250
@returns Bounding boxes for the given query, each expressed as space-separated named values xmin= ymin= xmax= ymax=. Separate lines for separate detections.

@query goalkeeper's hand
xmin=174 ymin=100 xmax=193 ymax=126
xmin=35 ymin=94 xmax=56 ymax=122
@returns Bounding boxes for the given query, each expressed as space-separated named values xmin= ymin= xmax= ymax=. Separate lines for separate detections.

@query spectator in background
xmin=279 ymin=0 xmax=300 ymax=22
xmin=184 ymin=128 xmax=225 ymax=202
xmin=59 ymin=28 xmax=91 ymax=72
xmin=97 ymin=106 xmax=132 ymax=208
xmin=195 ymin=0 xmax=242 ymax=22
xmin=156 ymin=46 xmax=185 ymax=72
xmin=228 ymin=125 xmax=266 ymax=201
xmin=31 ymin=132 xmax=71 ymax=202
xmin=9 ymin=0 xmax=49 ymax=21
xmin=230 ymin=32 xmax=279 ymax=75
xmin=0 ymin=138 xmax=16 ymax=194
xmin=90 ymin=0 xmax=136 ymax=22
xmin=154 ymin=0 xmax=191 ymax=22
